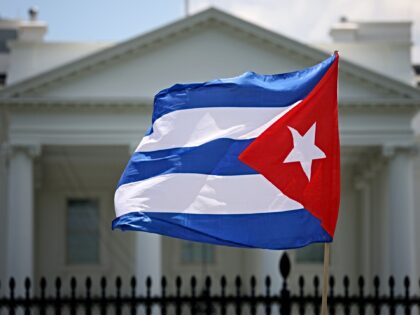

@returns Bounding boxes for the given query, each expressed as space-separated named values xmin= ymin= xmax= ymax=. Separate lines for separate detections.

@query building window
xmin=295 ymin=243 xmax=324 ymax=264
xmin=181 ymin=241 xmax=215 ymax=264
xmin=66 ymin=199 xmax=100 ymax=265
xmin=0 ymin=74 xmax=6 ymax=87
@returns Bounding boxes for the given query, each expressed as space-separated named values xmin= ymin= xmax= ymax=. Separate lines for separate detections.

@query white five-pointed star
xmin=283 ymin=122 xmax=326 ymax=181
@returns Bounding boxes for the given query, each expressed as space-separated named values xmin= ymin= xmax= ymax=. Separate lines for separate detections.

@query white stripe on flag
xmin=115 ymin=173 xmax=303 ymax=217
xmin=137 ymin=102 xmax=300 ymax=152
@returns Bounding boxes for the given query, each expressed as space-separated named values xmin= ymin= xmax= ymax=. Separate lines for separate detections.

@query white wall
xmin=37 ymin=26 xmax=394 ymax=100
xmin=7 ymin=41 xmax=113 ymax=84
xmin=318 ymin=42 xmax=413 ymax=84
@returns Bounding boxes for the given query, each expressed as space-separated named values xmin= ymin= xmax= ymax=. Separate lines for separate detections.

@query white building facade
xmin=1 ymin=8 xmax=420 ymax=295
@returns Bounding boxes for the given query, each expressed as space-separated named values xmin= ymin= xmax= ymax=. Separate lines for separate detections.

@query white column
xmin=0 ymin=145 xmax=8 ymax=282
xmin=6 ymin=145 xmax=38 ymax=287
xmin=384 ymin=146 xmax=417 ymax=291
xmin=135 ymin=233 xmax=162 ymax=294
xmin=355 ymin=178 xmax=372 ymax=282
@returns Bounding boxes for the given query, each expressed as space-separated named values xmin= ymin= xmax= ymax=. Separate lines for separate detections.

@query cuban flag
xmin=113 ymin=52 xmax=340 ymax=250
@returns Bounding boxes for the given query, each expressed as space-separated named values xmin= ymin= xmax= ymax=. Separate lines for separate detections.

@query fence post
xmin=235 ymin=276 xmax=242 ymax=315
xmin=220 ymin=276 xmax=226 ymax=315
xmin=55 ymin=277 xmax=62 ymax=315
xmin=403 ymin=276 xmax=410 ymax=315
xmin=250 ymin=276 xmax=257 ymax=315
xmin=389 ymin=276 xmax=396 ymax=315
xmin=39 ymin=278 xmax=46 ymax=315
xmin=265 ymin=276 xmax=272 ymax=315
xmin=313 ymin=276 xmax=320 ymax=315
xmin=9 ymin=278 xmax=15 ymax=315
xmin=279 ymin=253 xmax=291 ymax=315
xmin=358 ymin=276 xmax=365 ymax=315
xmin=190 ymin=276 xmax=196 ymax=315
xmin=161 ymin=277 xmax=167 ymax=315
xmin=329 ymin=276 xmax=335 ymax=315
xmin=131 ymin=277 xmax=137 ymax=315
xmin=70 ymin=277 xmax=76 ymax=315
xmin=298 ymin=276 xmax=305 ymax=315
xmin=116 ymin=277 xmax=122 ymax=315
xmin=100 ymin=277 xmax=107 ymax=315
xmin=24 ymin=278 xmax=30 ymax=315
xmin=343 ymin=276 xmax=350 ymax=315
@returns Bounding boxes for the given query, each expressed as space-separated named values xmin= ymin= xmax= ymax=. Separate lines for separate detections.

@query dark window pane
xmin=181 ymin=241 xmax=215 ymax=264
xmin=296 ymin=243 xmax=324 ymax=264
xmin=66 ymin=199 xmax=99 ymax=265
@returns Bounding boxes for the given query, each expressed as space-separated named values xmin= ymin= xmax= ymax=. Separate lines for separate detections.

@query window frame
xmin=60 ymin=192 xmax=110 ymax=273
xmin=179 ymin=241 xmax=216 ymax=266
xmin=65 ymin=198 xmax=101 ymax=266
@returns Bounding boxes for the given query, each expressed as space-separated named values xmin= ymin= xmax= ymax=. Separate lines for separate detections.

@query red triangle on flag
xmin=239 ymin=55 xmax=340 ymax=237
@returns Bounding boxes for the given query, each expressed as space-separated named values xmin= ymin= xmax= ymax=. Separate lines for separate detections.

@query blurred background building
xmin=0 ymin=6 xmax=420 ymax=295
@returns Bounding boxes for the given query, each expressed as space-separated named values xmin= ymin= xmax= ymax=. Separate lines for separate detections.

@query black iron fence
xmin=0 ymin=253 xmax=419 ymax=315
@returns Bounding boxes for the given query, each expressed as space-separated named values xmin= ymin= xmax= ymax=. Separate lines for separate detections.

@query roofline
xmin=1 ymin=7 xmax=420 ymax=99
xmin=0 ymin=97 xmax=418 ymax=111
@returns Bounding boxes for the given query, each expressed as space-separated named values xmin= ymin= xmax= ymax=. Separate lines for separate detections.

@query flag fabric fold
xmin=113 ymin=53 xmax=340 ymax=250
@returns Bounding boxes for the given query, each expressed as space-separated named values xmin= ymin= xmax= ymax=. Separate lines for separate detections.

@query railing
xmin=0 ymin=253 xmax=419 ymax=315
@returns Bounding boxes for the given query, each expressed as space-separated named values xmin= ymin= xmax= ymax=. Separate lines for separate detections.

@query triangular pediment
xmin=1 ymin=8 xmax=420 ymax=103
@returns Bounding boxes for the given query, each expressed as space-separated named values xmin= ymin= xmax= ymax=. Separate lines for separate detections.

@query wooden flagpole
xmin=321 ymin=243 xmax=331 ymax=315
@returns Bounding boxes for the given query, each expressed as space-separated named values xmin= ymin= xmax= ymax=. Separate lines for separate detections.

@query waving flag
xmin=113 ymin=52 xmax=340 ymax=249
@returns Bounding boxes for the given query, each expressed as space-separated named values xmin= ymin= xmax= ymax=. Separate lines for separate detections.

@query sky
xmin=2 ymin=0 xmax=420 ymax=61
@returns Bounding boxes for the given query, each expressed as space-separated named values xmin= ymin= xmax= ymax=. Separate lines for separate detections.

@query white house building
xmin=1 ymin=8 xmax=420 ymax=295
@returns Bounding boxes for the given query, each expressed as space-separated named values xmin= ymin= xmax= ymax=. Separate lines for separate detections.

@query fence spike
xmin=129 ymin=277 xmax=137 ymax=315
xmin=55 ymin=277 xmax=62 ymax=299
xmin=39 ymin=277 xmax=47 ymax=315
xmin=373 ymin=276 xmax=380 ymax=315
xmin=297 ymin=276 xmax=305 ymax=315
xmin=235 ymin=275 xmax=242 ymax=291
xmin=265 ymin=275 xmax=272 ymax=315
xmin=314 ymin=275 xmax=320 ymax=295
xmin=404 ymin=276 xmax=410 ymax=315
xmin=329 ymin=276 xmax=335 ymax=296
xmin=358 ymin=276 xmax=365 ymax=295
xmin=175 ymin=276 xmax=182 ymax=297
xmin=40 ymin=277 xmax=46 ymax=297
xmin=205 ymin=276 xmax=211 ymax=290
xmin=357 ymin=276 xmax=365 ymax=315
xmin=131 ymin=276 xmax=136 ymax=296
xmin=279 ymin=252 xmax=291 ymax=280
xmin=9 ymin=277 xmax=15 ymax=299
xmin=161 ymin=276 xmax=167 ymax=296
xmin=86 ymin=277 xmax=92 ymax=297
xmin=191 ymin=276 xmax=196 ymax=296
xmin=404 ymin=276 xmax=410 ymax=294
xmin=220 ymin=276 xmax=226 ymax=296
xmin=100 ymin=276 xmax=107 ymax=315
xmin=343 ymin=276 xmax=349 ymax=296
xmin=265 ymin=276 xmax=271 ymax=295
xmin=145 ymin=276 xmax=151 ymax=297
xmin=373 ymin=276 xmax=380 ymax=294
xmin=298 ymin=276 xmax=304 ymax=296
xmin=250 ymin=276 xmax=256 ymax=295
xmin=388 ymin=276 xmax=395 ymax=296
xmin=24 ymin=277 xmax=31 ymax=296
xmin=175 ymin=276 xmax=182 ymax=315
xmin=205 ymin=276 xmax=212 ymax=315
xmin=220 ymin=276 xmax=227 ymax=315
xmin=100 ymin=276 xmax=107 ymax=297
xmin=388 ymin=276 xmax=396 ymax=315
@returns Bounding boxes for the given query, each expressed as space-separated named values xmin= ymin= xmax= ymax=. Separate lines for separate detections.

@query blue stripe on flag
xmin=118 ymin=138 xmax=257 ymax=187
xmin=112 ymin=209 xmax=332 ymax=249
xmin=151 ymin=54 xmax=336 ymax=124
